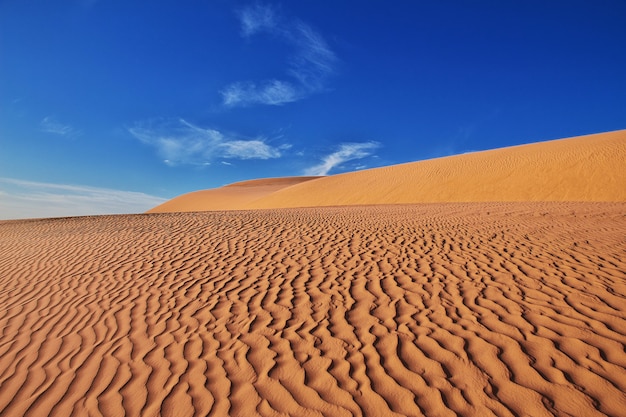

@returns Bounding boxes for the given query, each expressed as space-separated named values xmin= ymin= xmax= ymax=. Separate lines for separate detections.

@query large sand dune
xmin=1 ymin=202 xmax=625 ymax=416
xmin=150 ymin=130 xmax=626 ymax=213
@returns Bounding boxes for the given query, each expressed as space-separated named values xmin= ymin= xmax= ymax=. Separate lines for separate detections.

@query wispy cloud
xmin=287 ymin=23 xmax=336 ymax=89
xmin=221 ymin=80 xmax=300 ymax=106
xmin=0 ymin=178 xmax=166 ymax=220
xmin=40 ymin=116 xmax=80 ymax=137
xmin=221 ymin=3 xmax=336 ymax=107
xmin=220 ymin=139 xmax=286 ymax=159
xmin=129 ymin=119 xmax=288 ymax=166
xmin=239 ymin=3 xmax=278 ymax=36
xmin=304 ymin=142 xmax=380 ymax=176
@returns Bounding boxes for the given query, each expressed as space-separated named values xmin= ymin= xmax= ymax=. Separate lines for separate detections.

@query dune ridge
xmin=1 ymin=202 xmax=625 ymax=416
xmin=150 ymin=130 xmax=625 ymax=214
xmin=247 ymin=130 xmax=626 ymax=209
xmin=148 ymin=177 xmax=320 ymax=213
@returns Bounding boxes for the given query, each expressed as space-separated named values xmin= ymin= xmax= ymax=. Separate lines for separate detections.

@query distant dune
xmin=1 ymin=130 xmax=626 ymax=417
xmin=148 ymin=176 xmax=319 ymax=213
xmin=150 ymin=130 xmax=626 ymax=213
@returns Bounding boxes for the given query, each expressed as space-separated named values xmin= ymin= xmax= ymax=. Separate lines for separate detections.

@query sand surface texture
xmin=150 ymin=130 xmax=626 ymax=213
xmin=1 ymin=202 xmax=625 ymax=416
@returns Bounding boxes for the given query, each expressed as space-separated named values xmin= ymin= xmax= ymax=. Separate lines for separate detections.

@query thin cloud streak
xmin=40 ymin=116 xmax=79 ymax=137
xmin=129 ymin=119 xmax=288 ymax=165
xmin=304 ymin=142 xmax=380 ymax=176
xmin=221 ymin=3 xmax=336 ymax=107
xmin=221 ymin=140 xmax=285 ymax=159
xmin=287 ymin=22 xmax=335 ymax=89
xmin=239 ymin=3 xmax=278 ymax=36
xmin=0 ymin=178 xmax=166 ymax=220
xmin=221 ymin=80 xmax=300 ymax=107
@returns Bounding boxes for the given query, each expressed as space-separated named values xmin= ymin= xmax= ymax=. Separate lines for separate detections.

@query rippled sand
xmin=1 ymin=202 xmax=625 ymax=416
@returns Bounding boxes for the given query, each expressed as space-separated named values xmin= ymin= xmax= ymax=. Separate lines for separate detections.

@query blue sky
xmin=1 ymin=1 xmax=625 ymax=219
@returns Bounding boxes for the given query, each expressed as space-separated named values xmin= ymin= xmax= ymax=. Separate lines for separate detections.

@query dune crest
xmin=151 ymin=130 xmax=626 ymax=213
xmin=148 ymin=176 xmax=320 ymax=213
xmin=248 ymin=130 xmax=626 ymax=209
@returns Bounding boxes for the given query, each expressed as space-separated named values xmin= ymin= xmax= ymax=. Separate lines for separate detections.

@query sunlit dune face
xmin=151 ymin=130 xmax=626 ymax=214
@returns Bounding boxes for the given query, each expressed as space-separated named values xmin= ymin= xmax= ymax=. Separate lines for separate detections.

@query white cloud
xmin=41 ymin=116 xmax=79 ymax=137
xmin=220 ymin=140 xmax=282 ymax=159
xmin=287 ymin=22 xmax=335 ymax=89
xmin=304 ymin=142 xmax=380 ymax=176
xmin=221 ymin=80 xmax=300 ymax=106
xmin=221 ymin=4 xmax=336 ymax=107
xmin=0 ymin=178 xmax=166 ymax=220
xmin=239 ymin=3 xmax=278 ymax=36
xmin=129 ymin=119 xmax=287 ymax=165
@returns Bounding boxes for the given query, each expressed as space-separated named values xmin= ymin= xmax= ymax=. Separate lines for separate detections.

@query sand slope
xmin=247 ymin=130 xmax=626 ymax=209
xmin=148 ymin=177 xmax=320 ymax=213
xmin=1 ymin=203 xmax=625 ymax=416
xmin=151 ymin=130 xmax=626 ymax=213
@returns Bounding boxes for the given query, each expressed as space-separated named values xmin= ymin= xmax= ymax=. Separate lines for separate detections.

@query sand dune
xmin=148 ymin=177 xmax=320 ymax=213
xmin=151 ymin=130 xmax=625 ymax=213
xmin=249 ymin=130 xmax=626 ymax=209
xmin=1 ymin=202 xmax=625 ymax=416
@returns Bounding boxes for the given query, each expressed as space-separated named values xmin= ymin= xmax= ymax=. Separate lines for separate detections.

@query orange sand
xmin=148 ymin=177 xmax=320 ymax=213
xmin=1 ymin=203 xmax=625 ymax=416
xmin=150 ymin=130 xmax=626 ymax=213
xmin=1 ymin=130 xmax=626 ymax=417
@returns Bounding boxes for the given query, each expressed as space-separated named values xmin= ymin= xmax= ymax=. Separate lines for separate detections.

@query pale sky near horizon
xmin=1 ymin=1 xmax=625 ymax=219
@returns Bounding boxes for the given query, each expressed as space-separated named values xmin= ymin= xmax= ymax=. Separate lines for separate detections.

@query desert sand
xmin=1 ymin=130 xmax=625 ymax=417
xmin=148 ymin=177 xmax=320 ymax=213
xmin=149 ymin=130 xmax=626 ymax=213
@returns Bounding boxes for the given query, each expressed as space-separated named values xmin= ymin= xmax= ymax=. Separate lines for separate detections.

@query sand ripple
xmin=1 ymin=203 xmax=625 ymax=416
